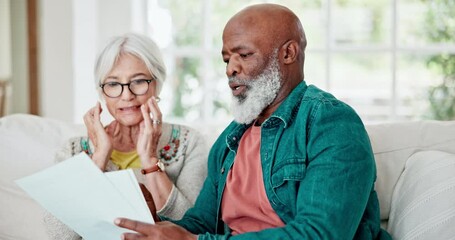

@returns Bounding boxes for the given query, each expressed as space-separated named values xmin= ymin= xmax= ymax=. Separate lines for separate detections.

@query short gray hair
xmin=94 ymin=33 xmax=166 ymax=96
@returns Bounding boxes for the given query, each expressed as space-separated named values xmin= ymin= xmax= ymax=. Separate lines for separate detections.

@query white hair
xmin=94 ymin=33 xmax=166 ymax=96
xmin=230 ymin=50 xmax=282 ymax=124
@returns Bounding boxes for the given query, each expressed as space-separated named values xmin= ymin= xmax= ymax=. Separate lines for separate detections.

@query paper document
xmin=16 ymin=152 xmax=154 ymax=240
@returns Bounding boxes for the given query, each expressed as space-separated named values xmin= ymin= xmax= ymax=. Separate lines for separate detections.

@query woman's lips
xmin=119 ymin=105 xmax=140 ymax=112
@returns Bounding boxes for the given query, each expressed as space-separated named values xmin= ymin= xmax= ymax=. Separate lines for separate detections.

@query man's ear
xmin=281 ymin=40 xmax=299 ymax=65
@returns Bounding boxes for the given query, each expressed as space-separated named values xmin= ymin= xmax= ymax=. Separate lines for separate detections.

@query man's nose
xmin=226 ymin=59 xmax=239 ymax=77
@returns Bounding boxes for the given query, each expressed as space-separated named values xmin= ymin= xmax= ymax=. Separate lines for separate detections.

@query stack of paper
xmin=16 ymin=152 xmax=154 ymax=240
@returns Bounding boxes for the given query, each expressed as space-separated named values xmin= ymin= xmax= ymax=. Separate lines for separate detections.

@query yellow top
xmin=110 ymin=150 xmax=141 ymax=169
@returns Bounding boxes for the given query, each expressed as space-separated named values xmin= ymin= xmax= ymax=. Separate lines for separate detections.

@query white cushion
xmin=0 ymin=114 xmax=85 ymax=240
xmin=366 ymin=120 xmax=455 ymax=221
xmin=387 ymin=150 xmax=455 ymax=240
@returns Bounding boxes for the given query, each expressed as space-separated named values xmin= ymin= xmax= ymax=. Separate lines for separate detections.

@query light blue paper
xmin=15 ymin=152 xmax=154 ymax=240
xmin=105 ymin=170 xmax=153 ymax=222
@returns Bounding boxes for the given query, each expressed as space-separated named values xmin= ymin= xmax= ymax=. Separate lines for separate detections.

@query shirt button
xmin=233 ymin=137 xmax=236 ymax=140
xmin=221 ymin=167 xmax=225 ymax=174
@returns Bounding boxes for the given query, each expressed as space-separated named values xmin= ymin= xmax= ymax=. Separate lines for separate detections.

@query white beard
xmin=229 ymin=53 xmax=282 ymax=124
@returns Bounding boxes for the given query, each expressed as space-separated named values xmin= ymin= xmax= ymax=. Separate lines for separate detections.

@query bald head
xmin=224 ymin=4 xmax=307 ymax=63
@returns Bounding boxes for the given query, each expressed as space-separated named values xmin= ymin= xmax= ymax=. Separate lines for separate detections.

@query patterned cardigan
xmin=44 ymin=122 xmax=209 ymax=240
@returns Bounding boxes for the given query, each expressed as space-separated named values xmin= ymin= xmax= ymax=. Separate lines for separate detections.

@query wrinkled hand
xmin=115 ymin=218 xmax=197 ymax=240
xmin=83 ymin=102 xmax=114 ymax=170
xmin=137 ymin=97 xmax=162 ymax=169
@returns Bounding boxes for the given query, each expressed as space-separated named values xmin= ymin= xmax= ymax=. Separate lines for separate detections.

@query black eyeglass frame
xmin=99 ymin=79 xmax=154 ymax=98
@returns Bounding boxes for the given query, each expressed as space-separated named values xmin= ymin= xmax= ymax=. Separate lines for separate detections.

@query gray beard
xmin=229 ymin=54 xmax=282 ymax=125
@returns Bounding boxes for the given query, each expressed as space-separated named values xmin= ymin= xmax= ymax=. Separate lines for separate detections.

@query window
xmin=145 ymin=0 xmax=455 ymax=124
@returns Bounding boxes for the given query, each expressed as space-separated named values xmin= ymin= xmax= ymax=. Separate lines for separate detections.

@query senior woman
xmin=44 ymin=33 xmax=208 ymax=239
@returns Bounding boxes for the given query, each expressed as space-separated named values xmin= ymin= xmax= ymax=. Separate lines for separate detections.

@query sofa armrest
xmin=0 ymin=114 xmax=85 ymax=240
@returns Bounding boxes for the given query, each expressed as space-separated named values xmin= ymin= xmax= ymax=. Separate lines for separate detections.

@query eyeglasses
xmin=99 ymin=79 xmax=154 ymax=98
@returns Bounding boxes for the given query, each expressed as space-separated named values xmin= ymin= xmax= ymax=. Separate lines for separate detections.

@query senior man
xmin=116 ymin=3 xmax=391 ymax=240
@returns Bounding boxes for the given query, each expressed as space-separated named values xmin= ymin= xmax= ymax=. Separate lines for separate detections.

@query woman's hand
xmin=137 ymin=97 xmax=162 ymax=169
xmin=83 ymin=102 xmax=113 ymax=170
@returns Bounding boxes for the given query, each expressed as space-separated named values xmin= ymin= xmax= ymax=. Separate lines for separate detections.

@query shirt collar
xmin=224 ymin=81 xmax=308 ymax=150
xmin=262 ymin=81 xmax=308 ymax=129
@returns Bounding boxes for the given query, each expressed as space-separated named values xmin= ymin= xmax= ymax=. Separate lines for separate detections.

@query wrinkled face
xmin=228 ymin=51 xmax=281 ymax=124
xmin=102 ymin=53 xmax=156 ymax=126
xmin=222 ymin=20 xmax=282 ymax=124
xmin=222 ymin=26 xmax=270 ymax=91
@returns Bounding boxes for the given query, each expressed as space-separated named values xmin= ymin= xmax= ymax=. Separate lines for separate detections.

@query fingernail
xmin=114 ymin=218 xmax=120 ymax=225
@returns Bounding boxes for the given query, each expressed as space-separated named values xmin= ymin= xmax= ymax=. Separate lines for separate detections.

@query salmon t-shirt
xmin=221 ymin=124 xmax=285 ymax=235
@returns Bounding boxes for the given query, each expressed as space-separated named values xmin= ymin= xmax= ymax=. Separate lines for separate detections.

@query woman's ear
xmin=281 ymin=40 xmax=299 ymax=65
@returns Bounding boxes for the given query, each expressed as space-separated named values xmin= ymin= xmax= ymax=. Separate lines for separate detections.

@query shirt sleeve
xmin=169 ymin=130 xmax=229 ymax=235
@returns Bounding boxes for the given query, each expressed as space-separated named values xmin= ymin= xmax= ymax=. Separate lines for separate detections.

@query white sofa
xmin=1 ymin=113 xmax=455 ymax=240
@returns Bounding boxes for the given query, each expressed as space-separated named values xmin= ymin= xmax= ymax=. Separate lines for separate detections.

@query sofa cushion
xmin=0 ymin=114 xmax=85 ymax=240
xmin=366 ymin=120 xmax=455 ymax=221
xmin=387 ymin=150 xmax=455 ymax=239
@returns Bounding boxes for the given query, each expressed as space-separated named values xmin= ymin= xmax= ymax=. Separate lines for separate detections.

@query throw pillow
xmin=388 ymin=150 xmax=455 ymax=240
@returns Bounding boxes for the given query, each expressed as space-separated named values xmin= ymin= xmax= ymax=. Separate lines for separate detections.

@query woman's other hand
xmin=137 ymin=97 xmax=162 ymax=169
xmin=83 ymin=102 xmax=113 ymax=170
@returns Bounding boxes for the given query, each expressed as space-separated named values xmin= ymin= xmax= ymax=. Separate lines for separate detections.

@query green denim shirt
xmin=172 ymin=81 xmax=391 ymax=239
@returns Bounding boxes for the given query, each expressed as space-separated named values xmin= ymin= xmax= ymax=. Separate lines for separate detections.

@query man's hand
xmin=115 ymin=218 xmax=197 ymax=240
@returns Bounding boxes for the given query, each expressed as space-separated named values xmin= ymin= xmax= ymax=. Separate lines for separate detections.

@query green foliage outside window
xmin=158 ymin=0 xmax=202 ymax=118
xmin=422 ymin=0 xmax=455 ymax=120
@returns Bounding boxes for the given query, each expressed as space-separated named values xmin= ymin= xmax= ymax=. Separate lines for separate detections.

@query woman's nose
xmin=120 ymin=85 xmax=135 ymax=100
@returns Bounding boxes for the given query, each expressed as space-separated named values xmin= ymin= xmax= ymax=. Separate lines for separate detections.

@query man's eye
xmin=240 ymin=53 xmax=252 ymax=58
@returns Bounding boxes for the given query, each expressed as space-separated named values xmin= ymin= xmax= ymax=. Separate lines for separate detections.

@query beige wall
xmin=38 ymin=0 xmax=74 ymax=122
xmin=0 ymin=0 xmax=12 ymax=115
xmin=10 ymin=0 xmax=28 ymax=115
xmin=0 ymin=0 xmax=12 ymax=80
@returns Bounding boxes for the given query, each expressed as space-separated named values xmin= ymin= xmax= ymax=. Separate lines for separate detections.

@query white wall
xmin=72 ymin=0 xmax=137 ymax=124
xmin=73 ymin=0 xmax=98 ymax=124
xmin=35 ymin=0 xmax=139 ymax=123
